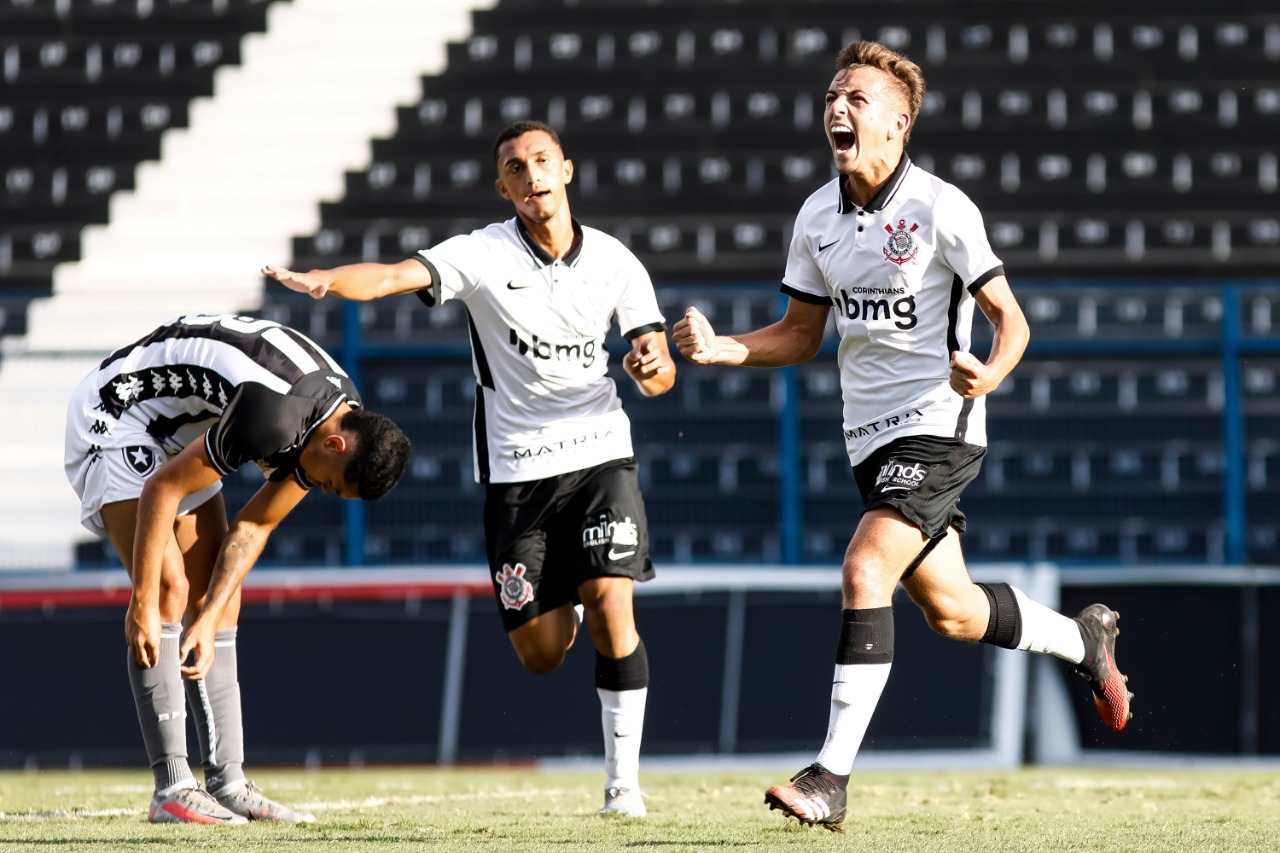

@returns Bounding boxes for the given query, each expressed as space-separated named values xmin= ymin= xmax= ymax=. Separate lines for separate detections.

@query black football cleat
xmin=1072 ymin=604 xmax=1133 ymax=731
xmin=764 ymin=763 xmax=849 ymax=832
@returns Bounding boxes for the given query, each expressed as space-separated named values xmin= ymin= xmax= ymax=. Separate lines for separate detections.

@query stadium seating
xmin=252 ymin=0 xmax=1279 ymax=566
xmin=5 ymin=0 xmax=1278 ymax=568
xmin=0 ymin=0 xmax=281 ymax=303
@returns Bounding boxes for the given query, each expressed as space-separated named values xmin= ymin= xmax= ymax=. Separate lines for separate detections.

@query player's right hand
xmin=673 ymin=306 xmax=720 ymax=364
xmin=261 ymin=264 xmax=330 ymax=299
xmin=178 ymin=618 xmax=217 ymax=681
xmin=125 ymin=599 xmax=161 ymax=668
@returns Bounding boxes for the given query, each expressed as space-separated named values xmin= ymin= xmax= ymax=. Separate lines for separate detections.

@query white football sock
xmin=598 ymin=686 xmax=647 ymax=791
xmin=813 ymin=662 xmax=891 ymax=776
xmin=1011 ymin=587 xmax=1085 ymax=663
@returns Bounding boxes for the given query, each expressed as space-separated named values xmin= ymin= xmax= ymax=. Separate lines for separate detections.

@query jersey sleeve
xmin=613 ymin=249 xmax=666 ymax=339
xmin=935 ymin=186 xmax=1005 ymax=293
xmin=780 ymin=206 xmax=832 ymax=305
xmin=204 ymin=382 xmax=294 ymax=476
xmin=413 ymin=230 xmax=488 ymax=307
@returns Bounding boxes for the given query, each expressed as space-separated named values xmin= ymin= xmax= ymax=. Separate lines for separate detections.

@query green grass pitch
xmin=1 ymin=766 xmax=1278 ymax=852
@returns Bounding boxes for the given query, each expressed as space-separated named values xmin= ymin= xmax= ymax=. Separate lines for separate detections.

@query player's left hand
xmin=949 ymin=350 xmax=1000 ymax=398
xmin=623 ymin=336 xmax=669 ymax=381
xmin=178 ymin=618 xmax=217 ymax=681
xmin=262 ymin=264 xmax=331 ymax=299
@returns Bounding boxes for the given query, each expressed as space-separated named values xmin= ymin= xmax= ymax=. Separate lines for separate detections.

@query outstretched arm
xmin=950 ymin=275 xmax=1029 ymax=398
xmin=673 ymin=298 xmax=831 ymax=367
xmin=622 ymin=330 xmax=676 ymax=397
xmin=179 ymin=478 xmax=309 ymax=680
xmin=262 ymin=258 xmax=432 ymax=301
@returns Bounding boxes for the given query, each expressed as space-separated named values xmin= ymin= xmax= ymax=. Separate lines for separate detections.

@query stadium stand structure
xmin=3 ymin=0 xmax=1278 ymax=568
xmin=0 ymin=0 xmax=490 ymax=569
xmin=236 ymin=0 xmax=1279 ymax=568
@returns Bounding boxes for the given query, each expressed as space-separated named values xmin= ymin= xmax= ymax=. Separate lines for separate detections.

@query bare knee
xmin=921 ymin=595 xmax=987 ymax=641
xmin=158 ymin=573 xmax=190 ymax=622
xmin=516 ymin=646 xmax=567 ymax=675
xmin=509 ymin=613 xmax=575 ymax=675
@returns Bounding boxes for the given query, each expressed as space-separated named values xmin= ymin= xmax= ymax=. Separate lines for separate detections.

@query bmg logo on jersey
xmin=875 ymin=458 xmax=929 ymax=491
xmin=832 ymin=288 xmax=918 ymax=330
xmin=582 ymin=511 xmax=639 ymax=561
xmin=508 ymin=328 xmax=598 ymax=368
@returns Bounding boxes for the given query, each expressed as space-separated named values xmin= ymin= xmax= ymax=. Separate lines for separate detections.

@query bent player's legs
xmin=171 ymin=499 xmax=312 ymax=822
xmin=173 ymin=497 xmax=243 ymax=794
xmin=100 ymin=499 xmax=199 ymax=797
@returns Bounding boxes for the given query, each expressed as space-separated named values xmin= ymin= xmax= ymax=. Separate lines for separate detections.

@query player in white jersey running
xmin=262 ymin=120 xmax=676 ymax=819
xmin=673 ymin=41 xmax=1133 ymax=831
xmin=65 ymin=312 xmax=411 ymax=824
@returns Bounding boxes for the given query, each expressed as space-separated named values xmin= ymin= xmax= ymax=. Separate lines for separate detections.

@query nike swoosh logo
xmin=818 ymin=239 xmax=841 ymax=253
xmin=506 ymin=281 xmax=533 ymax=290
xmin=607 ymin=549 xmax=636 ymax=560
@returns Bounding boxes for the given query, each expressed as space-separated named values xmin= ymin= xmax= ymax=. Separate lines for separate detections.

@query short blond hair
xmin=834 ymin=41 xmax=926 ymax=143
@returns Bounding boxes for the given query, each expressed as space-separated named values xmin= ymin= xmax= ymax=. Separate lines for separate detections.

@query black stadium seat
xmin=0 ymin=0 xmax=281 ymax=317
xmin=8 ymin=0 xmax=1277 ymax=567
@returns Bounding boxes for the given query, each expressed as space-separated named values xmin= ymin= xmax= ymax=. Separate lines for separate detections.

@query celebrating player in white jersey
xmin=673 ymin=41 xmax=1133 ymax=831
xmin=65 ymin=312 xmax=411 ymax=824
xmin=263 ymin=120 xmax=676 ymax=819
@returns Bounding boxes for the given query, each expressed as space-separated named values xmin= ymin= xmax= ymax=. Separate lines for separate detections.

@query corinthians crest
xmin=495 ymin=562 xmax=534 ymax=610
xmin=883 ymin=219 xmax=920 ymax=265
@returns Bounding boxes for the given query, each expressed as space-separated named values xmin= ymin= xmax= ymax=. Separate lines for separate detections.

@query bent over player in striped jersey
xmin=674 ymin=41 xmax=1132 ymax=832
xmin=64 ymin=313 xmax=411 ymax=824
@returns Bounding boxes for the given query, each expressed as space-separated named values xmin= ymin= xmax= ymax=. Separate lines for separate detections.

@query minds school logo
xmin=495 ymin=562 xmax=534 ymax=610
xmin=122 ymin=446 xmax=158 ymax=477
xmin=875 ymin=458 xmax=929 ymax=491
xmin=883 ymin=219 xmax=920 ymax=266
xmin=582 ymin=512 xmax=639 ymax=561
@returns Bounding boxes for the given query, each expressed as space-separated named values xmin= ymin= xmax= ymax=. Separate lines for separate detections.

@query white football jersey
xmin=782 ymin=156 xmax=1005 ymax=465
xmin=415 ymin=217 xmax=665 ymax=484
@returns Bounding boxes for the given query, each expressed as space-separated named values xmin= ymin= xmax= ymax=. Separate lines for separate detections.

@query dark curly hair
xmin=339 ymin=408 xmax=411 ymax=500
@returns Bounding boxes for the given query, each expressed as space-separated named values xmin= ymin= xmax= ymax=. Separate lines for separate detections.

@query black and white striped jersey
xmin=414 ymin=217 xmax=665 ymax=484
xmin=92 ymin=313 xmax=360 ymax=486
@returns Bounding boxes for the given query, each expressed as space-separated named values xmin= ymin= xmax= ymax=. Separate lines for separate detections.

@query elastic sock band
xmin=595 ymin=640 xmax=649 ymax=691
xmin=978 ymin=582 xmax=1022 ymax=649
xmin=835 ymin=606 xmax=894 ymax=665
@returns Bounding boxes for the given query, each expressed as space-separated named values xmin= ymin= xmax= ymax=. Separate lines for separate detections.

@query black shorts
xmin=853 ymin=436 xmax=986 ymax=539
xmin=484 ymin=457 xmax=654 ymax=632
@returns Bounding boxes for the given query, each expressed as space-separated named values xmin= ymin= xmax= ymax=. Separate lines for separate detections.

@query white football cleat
xmin=597 ymin=786 xmax=646 ymax=818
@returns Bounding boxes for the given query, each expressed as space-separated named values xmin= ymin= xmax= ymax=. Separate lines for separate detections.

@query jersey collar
xmin=836 ymin=154 xmax=913 ymax=215
xmin=515 ymin=216 xmax=585 ymax=267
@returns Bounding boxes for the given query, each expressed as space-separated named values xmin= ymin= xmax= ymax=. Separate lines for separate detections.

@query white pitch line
xmin=0 ymin=787 xmax=580 ymax=821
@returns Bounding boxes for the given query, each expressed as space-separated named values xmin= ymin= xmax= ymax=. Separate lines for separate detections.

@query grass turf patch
xmin=0 ymin=766 xmax=1277 ymax=852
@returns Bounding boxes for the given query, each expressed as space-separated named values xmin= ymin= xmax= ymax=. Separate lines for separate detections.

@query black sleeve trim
xmin=623 ymin=321 xmax=665 ymax=341
xmin=410 ymin=255 xmax=441 ymax=307
xmin=781 ymin=283 xmax=834 ymax=306
xmin=967 ymin=264 xmax=1006 ymax=295
xmin=204 ymin=428 xmax=233 ymax=477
